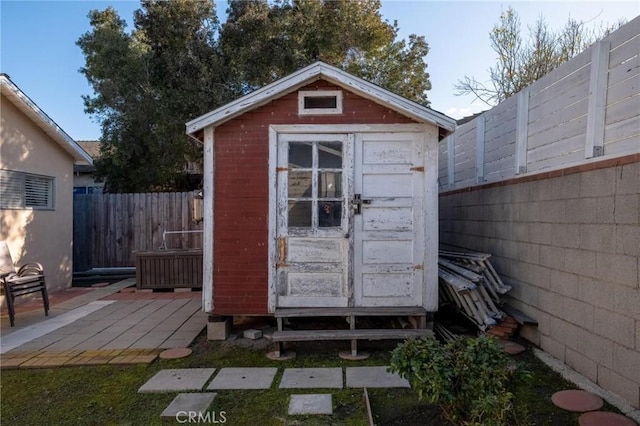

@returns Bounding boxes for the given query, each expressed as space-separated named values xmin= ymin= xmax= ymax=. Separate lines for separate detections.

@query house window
xmin=298 ymin=90 xmax=343 ymax=115
xmin=0 ymin=169 xmax=54 ymax=210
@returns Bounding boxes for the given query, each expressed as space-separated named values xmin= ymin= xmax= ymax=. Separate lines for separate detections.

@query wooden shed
xmin=186 ymin=62 xmax=455 ymax=346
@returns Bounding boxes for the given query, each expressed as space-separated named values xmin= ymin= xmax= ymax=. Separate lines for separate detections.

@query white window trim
xmin=298 ymin=90 xmax=343 ymax=115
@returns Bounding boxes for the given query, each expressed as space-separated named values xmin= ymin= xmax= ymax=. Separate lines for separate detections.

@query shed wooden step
xmin=271 ymin=329 xmax=432 ymax=342
xmin=274 ymin=307 xmax=427 ymax=318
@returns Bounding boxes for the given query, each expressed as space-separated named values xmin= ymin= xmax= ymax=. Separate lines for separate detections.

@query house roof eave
xmin=0 ymin=74 xmax=93 ymax=166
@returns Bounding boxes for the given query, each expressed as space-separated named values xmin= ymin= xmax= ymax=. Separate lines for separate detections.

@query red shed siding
xmin=212 ymin=79 xmax=417 ymax=315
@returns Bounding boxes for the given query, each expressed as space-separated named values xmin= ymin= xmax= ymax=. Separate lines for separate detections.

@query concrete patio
xmin=0 ymin=279 xmax=207 ymax=368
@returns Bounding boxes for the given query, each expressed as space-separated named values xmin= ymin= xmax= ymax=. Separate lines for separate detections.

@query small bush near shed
xmin=389 ymin=335 xmax=528 ymax=426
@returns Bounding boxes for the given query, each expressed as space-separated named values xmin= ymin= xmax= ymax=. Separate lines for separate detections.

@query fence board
xmin=608 ymin=49 xmax=639 ymax=87
xmin=73 ymin=191 xmax=203 ymax=270
xmin=608 ymin=33 xmax=640 ymax=68
xmin=527 ymin=150 xmax=585 ymax=173
xmin=606 ymin=73 xmax=639 ymax=106
xmin=527 ymin=98 xmax=589 ymax=142
xmin=528 ymin=72 xmax=590 ymax=121
xmin=604 ymin=115 xmax=640 ymax=145
xmin=527 ymin=115 xmax=587 ymax=151
xmin=485 ymin=138 xmax=516 ymax=163
xmin=605 ymin=95 xmax=640 ymax=126
xmin=604 ymin=135 xmax=640 ymax=156
xmin=604 ymin=16 xmax=640 ymax=51
xmin=439 ymin=17 xmax=639 ymax=193
xmin=527 ymin=47 xmax=592 ymax=96
xmin=438 ymin=141 xmax=448 ymax=187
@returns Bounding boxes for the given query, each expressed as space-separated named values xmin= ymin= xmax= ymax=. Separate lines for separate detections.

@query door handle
xmin=353 ymin=194 xmax=372 ymax=214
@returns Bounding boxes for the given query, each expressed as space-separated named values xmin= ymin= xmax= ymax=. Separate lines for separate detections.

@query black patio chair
xmin=0 ymin=241 xmax=49 ymax=327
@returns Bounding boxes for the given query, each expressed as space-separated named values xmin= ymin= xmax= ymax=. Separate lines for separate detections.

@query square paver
xmin=207 ymin=368 xmax=277 ymax=390
xmin=138 ymin=368 xmax=216 ymax=393
xmin=279 ymin=368 xmax=342 ymax=389
xmin=288 ymin=394 xmax=332 ymax=415
xmin=160 ymin=393 xmax=217 ymax=419
xmin=346 ymin=366 xmax=410 ymax=388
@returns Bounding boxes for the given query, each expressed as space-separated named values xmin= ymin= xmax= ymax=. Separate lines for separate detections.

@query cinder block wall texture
xmin=439 ymin=156 xmax=640 ymax=409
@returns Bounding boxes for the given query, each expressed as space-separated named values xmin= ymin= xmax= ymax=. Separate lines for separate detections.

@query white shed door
xmin=275 ymin=134 xmax=352 ymax=307
xmin=354 ymin=133 xmax=424 ymax=307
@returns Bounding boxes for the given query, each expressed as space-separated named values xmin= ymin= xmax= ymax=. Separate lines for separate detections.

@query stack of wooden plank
xmin=437 ymin=249 xmax=512 ymax=333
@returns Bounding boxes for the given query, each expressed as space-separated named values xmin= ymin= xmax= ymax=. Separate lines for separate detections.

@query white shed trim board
xmin=185 ymin=61 xmax=456 ymax=135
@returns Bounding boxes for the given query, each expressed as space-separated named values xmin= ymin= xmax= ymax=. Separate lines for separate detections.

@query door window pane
xmin=319 ymin=201 xmax=342 ymax=227
xmin=318 ymin=142 xmax=342 ymax=168
xmin=319 ymin=172 xmax=342 ymax=198
xmin=288 ymin=171 xmax=312 ymax=198
xmin=288 ymin=200 xmax=312 ymax=227
xmin=289 ymin=143 xmax=312 ymax=168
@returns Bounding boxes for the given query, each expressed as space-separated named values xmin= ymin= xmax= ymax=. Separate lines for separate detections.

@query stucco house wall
xmin=1 ymin=75 xmax=92 ymax=296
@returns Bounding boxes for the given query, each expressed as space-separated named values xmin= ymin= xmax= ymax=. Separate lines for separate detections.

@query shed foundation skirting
xmin=134 ymin=250 xmax=203 ymax=290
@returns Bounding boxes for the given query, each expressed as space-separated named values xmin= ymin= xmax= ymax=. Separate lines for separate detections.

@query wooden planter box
xmin=134 ymin=250 xmax=203 ymax=289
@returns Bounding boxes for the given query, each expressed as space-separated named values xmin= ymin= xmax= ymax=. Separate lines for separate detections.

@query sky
xmin=1 ymin=1 xmax=638 ymax=141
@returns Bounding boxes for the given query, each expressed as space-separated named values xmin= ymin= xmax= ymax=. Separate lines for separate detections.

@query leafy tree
xmin=79 ymin=0 xmax=433 ymax=192
xmin=455 ymin=7 xmax=623 ymax=106
xmin=220 ymin=0 xmax=431 ymax=104
xmin=346 ymin=33 xmax=432 ymax=104
xmin=78 ymin=0 xmax=235 ymax=192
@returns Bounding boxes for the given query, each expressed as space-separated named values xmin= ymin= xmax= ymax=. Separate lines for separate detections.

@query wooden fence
xmin=73 ymin=191 xmax=203 ymax=271
xmin=439 ymin=16 xmax=640 ymax=191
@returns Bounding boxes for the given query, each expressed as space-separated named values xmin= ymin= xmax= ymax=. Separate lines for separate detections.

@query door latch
xmin=353 ymin=194 xmax=372 ymax=215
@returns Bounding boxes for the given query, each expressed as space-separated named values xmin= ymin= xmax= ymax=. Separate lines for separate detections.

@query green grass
xmin=0 ymin=335 xmax=626 ymax=426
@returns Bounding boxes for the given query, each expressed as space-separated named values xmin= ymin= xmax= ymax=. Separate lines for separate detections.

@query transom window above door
xmin=287 ymin=140 xmax=344 ymax=231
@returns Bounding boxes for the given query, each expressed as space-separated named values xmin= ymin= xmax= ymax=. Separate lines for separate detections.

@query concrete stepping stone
xmin=579 ymin=411 xmax=638 ymax=426
xmin=207 ymin=368 xmax=277 ymax=390
xmin=280 ymin=368 xmax=343 ymax=389
xmin=138 ymin=368 xmax=216 ymax=393
xmin=288 ymin=394 xmax=332 ymax=415
xmin=346 ymin=366 xmax=410 ymax=388
xmin=161 ymin=393 xmax=217 ymax=419
xmin=551 ymin=389 xmax=604 ymax=412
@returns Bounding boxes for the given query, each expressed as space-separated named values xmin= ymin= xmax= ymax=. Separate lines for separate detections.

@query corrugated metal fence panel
xmin=73 ymin=191 xmax=203 ymax=270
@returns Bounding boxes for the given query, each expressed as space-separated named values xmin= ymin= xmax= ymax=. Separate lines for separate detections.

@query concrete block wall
xmin=439 ymin=155 xmax=640 ymax=409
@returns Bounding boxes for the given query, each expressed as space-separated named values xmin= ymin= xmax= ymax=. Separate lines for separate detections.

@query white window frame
xmin=298 ymin=90 xmax=343 ymax=115
xmin=0 ymin=169 xmax=55 ymax=210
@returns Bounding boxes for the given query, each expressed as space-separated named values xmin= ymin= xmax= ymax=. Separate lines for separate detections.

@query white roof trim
xmin=0 ymin=74 xmax=93 ymax=165
xmin=186 ymin=61 xmax=456 ymax=134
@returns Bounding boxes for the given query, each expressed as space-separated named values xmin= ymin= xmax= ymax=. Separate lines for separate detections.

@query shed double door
xmin=275 ymin=132 xmax=424 ymax=308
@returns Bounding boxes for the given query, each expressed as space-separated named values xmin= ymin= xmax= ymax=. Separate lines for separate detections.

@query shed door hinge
xmin=410 ymin=166 xmax=424 ymax=172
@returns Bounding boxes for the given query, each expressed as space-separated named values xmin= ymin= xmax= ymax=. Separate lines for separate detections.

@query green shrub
xmin=389 ymin=335 xmax=524 ymax=426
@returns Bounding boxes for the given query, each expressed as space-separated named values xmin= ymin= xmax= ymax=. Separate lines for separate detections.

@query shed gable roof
xmin=0 ymin=74 xmax=93 ymax=165
xmin=186 ymin=61 xmax=456 ymax=135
